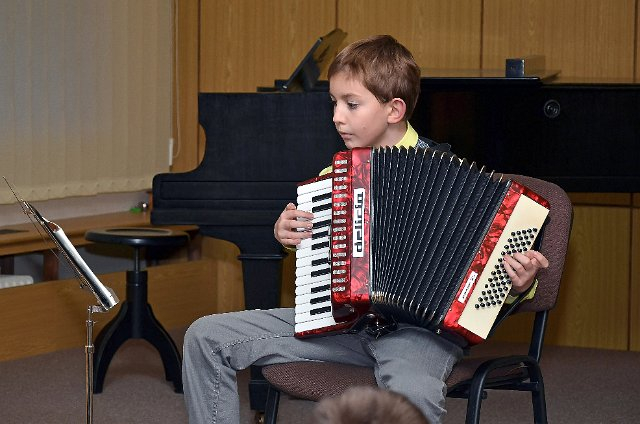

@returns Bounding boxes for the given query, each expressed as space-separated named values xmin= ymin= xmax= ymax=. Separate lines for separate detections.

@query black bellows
xmin=369 ymin=147 xmax=510 ymax=330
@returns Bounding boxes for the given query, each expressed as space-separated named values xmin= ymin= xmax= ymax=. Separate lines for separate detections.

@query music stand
xmin=279 ymin=28 xmax=347 ymax=92
xmin=4 ymin=178 xmax=119 ymax=424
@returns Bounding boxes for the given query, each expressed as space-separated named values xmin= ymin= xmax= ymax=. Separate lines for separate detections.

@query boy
xmin=182 ymin=35 xmax=548 ymax=424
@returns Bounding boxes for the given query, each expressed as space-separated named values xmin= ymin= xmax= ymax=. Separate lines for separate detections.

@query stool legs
xmin=93 ymin=268 xmax=182 ymax=393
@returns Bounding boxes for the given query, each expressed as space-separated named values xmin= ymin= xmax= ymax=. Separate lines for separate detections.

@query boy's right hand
xmin=274 ymin=203 xmax=314 ymax=247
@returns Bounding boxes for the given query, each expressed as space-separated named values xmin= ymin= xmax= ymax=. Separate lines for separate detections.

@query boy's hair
xmin=328 ymin=35 xmax=421 ymax=120
xmin=311 ymin=386 xmax=430 ymax=424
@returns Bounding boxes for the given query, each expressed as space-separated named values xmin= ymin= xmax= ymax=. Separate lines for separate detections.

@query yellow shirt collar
xmin=395 ymin=122 xmax=419 ymax=149
xmin=319 ymin=123 xmax=418 ymax=176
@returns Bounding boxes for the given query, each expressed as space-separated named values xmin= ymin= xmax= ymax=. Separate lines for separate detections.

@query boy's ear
xmin=387 ymin=98 xmax=407 ymax=124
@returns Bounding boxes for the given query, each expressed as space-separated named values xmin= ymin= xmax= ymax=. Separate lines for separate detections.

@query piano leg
xmin=237 ymin=252 xmax=285 ymax=310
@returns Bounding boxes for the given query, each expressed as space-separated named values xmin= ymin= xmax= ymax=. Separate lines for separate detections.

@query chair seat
xmin=261 ymin=357 xmax=529 ymax=402
xmin=262 ymin=362 xmax=376 ymax=402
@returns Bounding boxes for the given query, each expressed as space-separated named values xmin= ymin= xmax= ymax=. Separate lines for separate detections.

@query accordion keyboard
xmin=294 ymin=177 xmax=340 ymax=334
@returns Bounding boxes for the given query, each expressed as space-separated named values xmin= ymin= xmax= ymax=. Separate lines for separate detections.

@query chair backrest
xmin=503 ymin=174 xmax=573 ymax=314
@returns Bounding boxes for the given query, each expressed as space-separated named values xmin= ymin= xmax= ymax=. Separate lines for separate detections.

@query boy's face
xmin=329 ymin=71 xmax=395 ymax=149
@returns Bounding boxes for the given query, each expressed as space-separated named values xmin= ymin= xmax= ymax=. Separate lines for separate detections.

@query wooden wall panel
xmin=544 ymin=205 xmax=630 ymax=349
xmin=483 ymin=0 xmax=636 ymax=78
xmin=172 ymin=0 xmax=200 ymax=172
xmin=199 ymin=0 xmax=336 ymax=92
xmin=337 ymin=0 xmax=482 ymax=69
xmin=631 ymin=202 xmax=640 ymax=350
xmin=0 ymin=260 xmax=217 ymax=362
xmin=637 ymin=0 xmax=640 ymax=81
xmin=493 ymin=205 xmax=632 ymax=350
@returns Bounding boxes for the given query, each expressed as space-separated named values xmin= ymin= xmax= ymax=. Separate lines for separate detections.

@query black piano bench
xmin=84 ymin=227 xmax=189 ymax=394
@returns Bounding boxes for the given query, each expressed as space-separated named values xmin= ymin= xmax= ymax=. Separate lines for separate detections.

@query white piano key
xmin=296 ymin=201 xmax=313 ymax=213
xmin=310 ymin=225 xmax=331 ymax=236
xmin=297 ymin=200 xmax=332 ymax=216
xmin=295 ymin=306 xmax=334 ymax=323
xmin=298 ymin=235 xmax=329 ymax=251
xmin=294 ymin=270 xmax=331 ymax=288
xmin=295 ymin=262 xmax=330 ymax=278
xmin=295 ymin=263 xmax=330 ymax=279
xmin=296 ymin=264 xmax=312 ymax=278
xmin=296 ymin=251 xmax=330 ymax=268
xmin=294 ymin=297 xmax=332 ymax=315
xmin=297 ymin=188 xmax=332 ymax=205
xmin=312 ymin=218 xmax=332 ymax=229
xmin=295 ymin=291 xmax=331 ymax=305
xmin=297 ymin=177 xmax=332 ymax=196
xmin=295 ymin=279 xmax=331 ymax=295
xmin=294 ymin=315 xmax=341 ymax=334
xmin=296 ymin=245 xmax=329 ymax=259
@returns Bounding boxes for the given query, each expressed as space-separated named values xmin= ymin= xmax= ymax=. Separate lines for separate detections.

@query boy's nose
xmin=332 ymin=108 xmax=344 ymax=125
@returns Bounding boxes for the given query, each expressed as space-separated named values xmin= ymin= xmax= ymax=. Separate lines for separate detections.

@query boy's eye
xmin=347 ymin=101 xmax=359 ymax=110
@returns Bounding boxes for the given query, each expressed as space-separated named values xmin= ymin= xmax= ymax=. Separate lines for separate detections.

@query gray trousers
xmin=182 ymin=308 xmax=462 ymax=424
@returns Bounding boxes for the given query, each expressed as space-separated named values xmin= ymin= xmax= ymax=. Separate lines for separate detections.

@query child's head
xmin=328 ymin=35 xmax=421 ymax=149
xmin=312 ymin=386 xmax=430 ymax=424
xmin=328 ymin=35 xmax=421 ymax=120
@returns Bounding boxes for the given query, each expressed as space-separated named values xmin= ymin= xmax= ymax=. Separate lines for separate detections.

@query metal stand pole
xmin=86 ymin=305 xmax=99 ymax=424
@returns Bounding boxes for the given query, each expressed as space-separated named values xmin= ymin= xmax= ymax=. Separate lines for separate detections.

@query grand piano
xmin=152 ymin=92 xmax=343 ymax=312
xmin=153 ymin=72 xmax=640 ymax=303
xmin=151 ymin=65 xmax=640 ymax=411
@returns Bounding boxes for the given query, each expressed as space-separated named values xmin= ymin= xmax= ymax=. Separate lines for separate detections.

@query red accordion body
xmin=294 ymin=147 xmax=549 ymax=345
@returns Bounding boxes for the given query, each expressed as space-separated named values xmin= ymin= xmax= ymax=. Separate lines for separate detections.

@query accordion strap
xmin=347 ymin=313 xmax=398 ymax=339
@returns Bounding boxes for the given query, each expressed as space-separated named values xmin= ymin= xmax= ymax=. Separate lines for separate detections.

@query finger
xmin=276 ymin=221 xmax=311 ymax=239
xmin=280 ymin=237 xmax=302 ymax=246
xmin=282 ymin=208 xmax=314 ymax=222
xmin=525 ymin=250 xmax=549 ymax=268
xmin=281 ymin=203 xmax=312 ymax=220
xmin=503 ymin=258 xmax=533 ymax=292
xmin=501 ymin=258 xmax=521 ymax=284
xmin=289 ymin=220 xmax=313 ymax=232
xmin=293 ymin=210 xmax=315 ymax=221
xmin=281 ymin=236 xmax=307 ymax=245
xmin=510 ymin=251 xmax=534 ymax=272
xmin=280 ymin=229 xmax=312 ymax=245
xmin=503 ymin=254 xmax=525 ymax=273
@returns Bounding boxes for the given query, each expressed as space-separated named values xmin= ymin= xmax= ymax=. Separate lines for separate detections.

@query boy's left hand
xmin=502 ymin=250 xmax=549 ymax=294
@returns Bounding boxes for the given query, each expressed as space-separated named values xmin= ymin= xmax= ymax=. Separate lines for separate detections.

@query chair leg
xmin=465 ymin=382 xmax=483 ymax=424
xmin=531 ymin=382 xmax=548 ymax=424
xmin=527 ymin=362 xmax=548 ymax=424
xmin=263 ymin=385 xmax=281 ymax=424
xmin=465 ymin=356 xmax=548 ymax=424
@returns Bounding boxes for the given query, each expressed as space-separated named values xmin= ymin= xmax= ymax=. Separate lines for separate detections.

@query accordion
xmin=294 ymin=146 xmax=550 ymax=345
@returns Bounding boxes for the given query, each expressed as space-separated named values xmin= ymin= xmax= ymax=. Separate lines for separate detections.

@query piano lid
xmin=421 ymin=55 xmax=560 ymax=85
xmin=152 ymin=91 xmax=345 ymax=227
xmin=420 ymin=67 xmax=560 ymax=86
